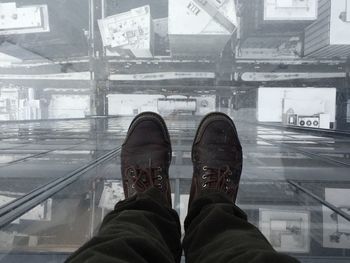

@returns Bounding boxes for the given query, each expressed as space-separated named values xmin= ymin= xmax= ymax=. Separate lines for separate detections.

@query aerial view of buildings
xmin=0 ymin=1 xmax=349 ymax=262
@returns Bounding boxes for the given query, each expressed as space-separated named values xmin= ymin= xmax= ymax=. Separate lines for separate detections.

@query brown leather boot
xmin=189 ymin=112 xmax=242 ymax=208
xmin=121 ymin=112 xmax=172 ymax=207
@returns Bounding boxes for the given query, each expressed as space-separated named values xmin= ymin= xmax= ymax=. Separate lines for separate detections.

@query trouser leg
xmin=66 ymin=187 xmax=182 ymax=263
xmin=183 ymin=192 xmax=300 ymax=263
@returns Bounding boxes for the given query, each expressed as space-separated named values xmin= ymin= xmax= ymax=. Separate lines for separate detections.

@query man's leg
xmin=183 ymin=112 xmax=299 ymax=263
xmin=66 ymin=188 xmax=182 ymax=263
xmin=66 ymin=112 xmax=182 ymax=262
xmin=183 ymin=192 xmax=299 ymax=263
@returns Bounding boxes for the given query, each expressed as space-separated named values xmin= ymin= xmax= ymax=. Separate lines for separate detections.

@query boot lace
xmin=201 ymin=165 xmax=235 ymax=193
xmin=125 ymin=161 xmax=164 ymax=192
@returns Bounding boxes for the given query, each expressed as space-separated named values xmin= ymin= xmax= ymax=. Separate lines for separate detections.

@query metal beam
xmin=0 ymin=147 xmax=121 ymax=228
xmin=288 ymin=180 xmax=350 ymax=222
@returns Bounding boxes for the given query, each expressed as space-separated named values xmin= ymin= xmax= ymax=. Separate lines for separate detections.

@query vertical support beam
xmin=90 ymin=181 xmax=96 ymax=238
xmin=175 ymin=178 xmax=181 ymax=215
xmin=89 ymin=0 xmax=108 ymax=117
xmin=175 ymin=134 xmax=183 ymax=165
xmin=174 ymin=135 xmax=181 ymax=214
xmin=88 ymin=0 xmax=97 ymax=117
xmin=88 ymin=0 xmax=96 ymax=60
xmin=346 ymin=58 xmax=350 ymax=127
xmin=336 ymin=59 xmax=350 ymax=130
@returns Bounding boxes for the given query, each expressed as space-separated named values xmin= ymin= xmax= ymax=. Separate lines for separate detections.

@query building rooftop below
xmin=264 ymin=0 xmax=318 ymax=21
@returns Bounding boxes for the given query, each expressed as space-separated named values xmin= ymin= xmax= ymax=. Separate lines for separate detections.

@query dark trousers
xmin=66 ymin=188 xmax=299 ymax=263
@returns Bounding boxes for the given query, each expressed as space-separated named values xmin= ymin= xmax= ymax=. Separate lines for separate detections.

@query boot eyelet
xmin=127 ymin=168 xmax=135 ymax=177
xmin=157 ymin=175 xmax=163 ymax=181
xmin=226 ymin=178 xmax=231 ymax=183
xmin=131 ymin=183 xmax=135 ymax=189
xmin=202 ymin=183 xmax=207 ymax=188
xmin=202 ymin=175 xmax=207 ymax=180
xmin=202 ymin=166 xmax=208 ymax=171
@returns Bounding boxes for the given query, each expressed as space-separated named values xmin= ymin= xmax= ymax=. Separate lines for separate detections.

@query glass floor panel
xmin=0 ymin=116 xmax=349 ymax=262
xmin=1 ymin=1 xmax=350 ymax=262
